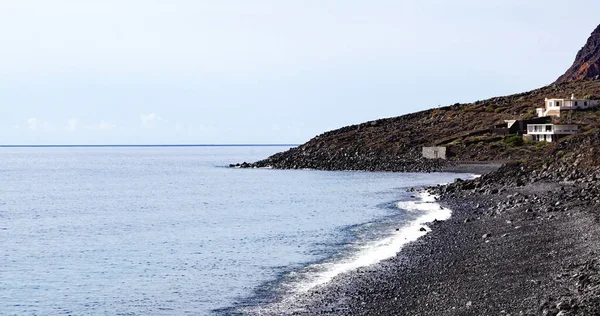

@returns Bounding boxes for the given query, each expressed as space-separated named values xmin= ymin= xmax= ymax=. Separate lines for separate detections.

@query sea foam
xmin=291 ymin=191 xmax=451 ymax=294
xmin=246 ymin=191 xmax=452 ymax=315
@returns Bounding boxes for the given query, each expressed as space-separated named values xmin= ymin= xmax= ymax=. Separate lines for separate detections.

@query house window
xmin=585 ymin=101 xmax=588 ymax=106
xmin=556 ymin=101 xmax=561 ymax=107
xmin=575 ymin=101 xmax=578 ymax=106
xmin=546 ymin=125 xmax=552 ymax=132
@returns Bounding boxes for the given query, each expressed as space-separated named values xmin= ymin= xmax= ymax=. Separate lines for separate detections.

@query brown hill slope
xmin=239 ymin=24 xmax=600 ymax=172
xmin=245 ymin=80 xmax=600 ymax=171
xmin=555 ymin=24 xmax=600 ymax=84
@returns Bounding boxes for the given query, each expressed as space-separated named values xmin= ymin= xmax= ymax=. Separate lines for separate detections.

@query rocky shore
xmin=261 ymin=159 xmax=600 ymax=315
xmin=227 ymin=136 xmax=600 ymax=315
xmin=229 ymin=149 xmax=454 ymax=173
xmin=229 ymin=131 xmax=600 ymax=315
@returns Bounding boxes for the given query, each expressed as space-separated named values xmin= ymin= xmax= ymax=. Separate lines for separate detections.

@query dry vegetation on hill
xmin=237 ymin=23 xmax=600 ymax=172
xmin=247 ymin=79 xmax=600 ymax=170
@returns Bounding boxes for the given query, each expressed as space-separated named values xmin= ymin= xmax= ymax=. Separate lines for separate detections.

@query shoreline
xmin=292 ymin=191 xmax=452 ymax=294
xmin=284 ymin=170 xmax=600 ymax=315
xmin=219 ymin=172 xmax=476 ymax=315
xmin=231 ymin=161 xmax=503 ymax=176
xmin=222 ymin=171 xmax=488 ymax=315
xmin=225 ymin=160 xmax=600 ymax=315
xmin=439 ymin=161 xmax=505 ymax=174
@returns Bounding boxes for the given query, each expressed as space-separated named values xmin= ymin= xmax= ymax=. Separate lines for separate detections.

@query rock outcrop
xmin=555 ymin=24 xmax=600 ymax=84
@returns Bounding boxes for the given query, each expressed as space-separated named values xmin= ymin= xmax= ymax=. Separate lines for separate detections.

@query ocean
xmin=0 ymin=146 xmax=469 ymax=315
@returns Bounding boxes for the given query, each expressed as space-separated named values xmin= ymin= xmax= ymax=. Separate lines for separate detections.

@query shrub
xmin=535 ymin=140 xmax=551 ymax=147
xmin=505 ymin=135 xmax=523 ymax=147
xmin=464 ymin=105 xmax=481 ymax=113
xmin=485 ymin=105 xmax=496 ymax=112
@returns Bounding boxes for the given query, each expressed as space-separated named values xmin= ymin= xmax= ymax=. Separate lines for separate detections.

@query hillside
xmin=241 ymin=79 xmax=600 ymax=171
xmin=237 ymin=24 xmax=600 ymax=172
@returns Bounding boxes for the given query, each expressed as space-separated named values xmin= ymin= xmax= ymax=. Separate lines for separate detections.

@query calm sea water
xmin=0 ymin=146 xmax=466 ymax=315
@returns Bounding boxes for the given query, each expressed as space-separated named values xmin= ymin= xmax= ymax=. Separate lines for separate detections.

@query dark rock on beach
xmin=266 ymin=159 xmax=600 ymax=315
xmin=236 ymin=147 xmax=454 ymax=173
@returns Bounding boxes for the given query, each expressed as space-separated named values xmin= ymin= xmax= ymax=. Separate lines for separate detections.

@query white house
xmin=536 ymin=94 xmax=598 ymax=117
xmin=524 ymin=124 xmax=579 ymax=142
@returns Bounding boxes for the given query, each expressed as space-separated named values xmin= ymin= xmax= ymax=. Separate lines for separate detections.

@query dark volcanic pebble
xmin=236 ymin=129 xmax=600 ymax=315
xmin=252 ymin=165 xmax=600 ymax=315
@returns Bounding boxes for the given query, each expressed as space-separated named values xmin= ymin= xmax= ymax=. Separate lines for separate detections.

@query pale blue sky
xmin=1 ymin=0 xmax=599 ymax=144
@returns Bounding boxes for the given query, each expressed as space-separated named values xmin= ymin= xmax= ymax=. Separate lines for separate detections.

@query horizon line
xmin=0 ymin=144 xmax=300 ymax=148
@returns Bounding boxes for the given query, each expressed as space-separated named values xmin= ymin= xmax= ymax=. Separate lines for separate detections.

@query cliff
xmin=555 ymin=24 xmax=600 ymax=84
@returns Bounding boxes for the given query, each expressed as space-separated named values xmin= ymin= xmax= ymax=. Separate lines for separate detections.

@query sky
xmin=1 ymin=0 xmax=600 ymax=145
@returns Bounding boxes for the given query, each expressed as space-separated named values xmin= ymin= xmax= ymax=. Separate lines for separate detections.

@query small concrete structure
xmin=536 ymin=94 xmax=598 ymax=117
xmin=525 ymin=124 xmax=579 ymax=142
xmin=422 ymin=146 xmax=447 ymax=159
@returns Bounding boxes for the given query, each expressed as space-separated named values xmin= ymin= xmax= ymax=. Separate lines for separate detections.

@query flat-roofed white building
xmin=536 ymin=94 xmax=598 ymax=117
xmin=524 ymin=124 xmax=579 ymax=142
